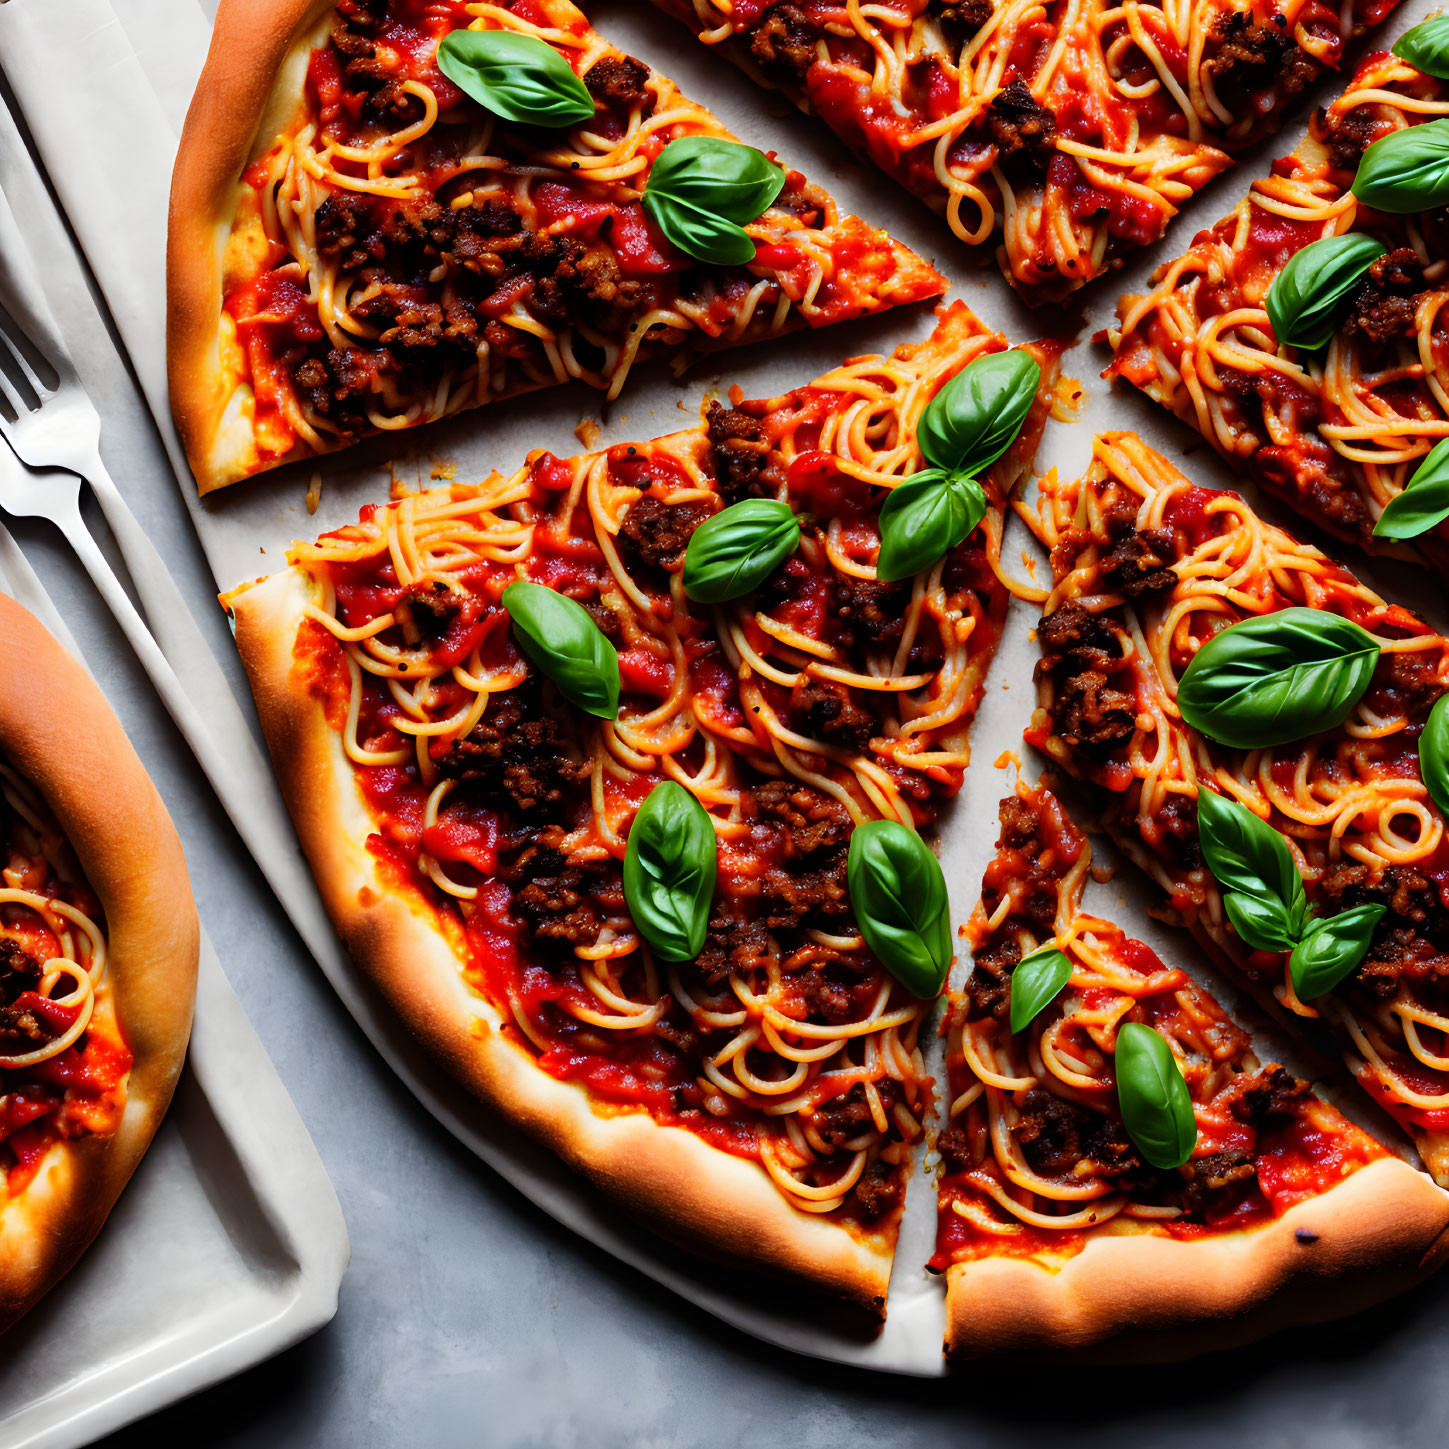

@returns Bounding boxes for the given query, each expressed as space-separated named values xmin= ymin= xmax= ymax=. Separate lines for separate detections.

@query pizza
xmin=645 ymin=0 xmax=1397 ymax=303
xmin=1107 ymin=44 xmax=1449 ymax=569
xmin=931 ymin=782 xmax=1449 ymax=1359
xmin=166 ymin=0 xmax=945 ymax=495
xmin=223 ymin=304 xmax=1058 ymax=1309
xmin=1021 ymin=430 xmax=1449 ymax=1186
xmin=0 ymin=597 xmax=198 ymax=1332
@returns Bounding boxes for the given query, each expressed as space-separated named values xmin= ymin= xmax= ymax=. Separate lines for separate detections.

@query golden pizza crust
xmin=229 ymin=567 xmax=896 ymax=1312
xmin=944 ymin=1155 xmax=1449 ymax=1360
xmin=167 ymin=0 xmax=944 ymax=495
xmin=0 ymin=596 xmax=199 ymax=1332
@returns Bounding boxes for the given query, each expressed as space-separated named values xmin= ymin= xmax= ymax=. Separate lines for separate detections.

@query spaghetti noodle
xmin=1109 ymin=47 xmax=1449 ymax=568
xmin=256 ymin=304 xmax=1058 ymax=1222
xmin=202 ymin=0 xmax=942 ymax=488
xmin=648 ymin=0 xmax=1395 ymax=302
xmin=931 ymin=782 xmax=1385 ymax=1270
xmin=0 ymin=756 xmax=129 ymax=1198
xmin=1022 ymin=430 xmax=1449 ymax=1184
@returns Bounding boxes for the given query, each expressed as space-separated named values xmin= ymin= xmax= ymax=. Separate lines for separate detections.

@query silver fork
xmin=0 ymin=178 xmax=274 ymax=820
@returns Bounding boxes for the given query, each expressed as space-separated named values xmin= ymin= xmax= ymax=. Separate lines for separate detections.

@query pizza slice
xmin=0 ymin=598 xmax=198 ymax=1332
xmin=1108 ymin=40 xmax=1449 ymax=569
xmin=225 ymin=304 xmax=1059 ymax=1310
xmin=932 ymin=782 xmax=1449 ymax=1359
xmin=167 ymin=0 xmax=945 ymax=495
xmin=1022 ymin=430 xmax=1449 ymax=1186
xmin=646 ymin=0 xmax=1397 ymax=304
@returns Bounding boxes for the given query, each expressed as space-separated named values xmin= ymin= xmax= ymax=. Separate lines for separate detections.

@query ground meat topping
xmin=748 ymin=3 xmax=820 ymax=82
xmin=1050 ymin=669 xmax=1138 ymax=750
xmin=433 ymin=687 xmax=590 ymax=821
xmin=1012 ymin=1090 xmax=1140 ymax=1178
xmin=834 ymin=574 xmax=908 ymax=648
xmin=1100 ymin=526 xmax=1177 ymax=599
xmin=1179 ymin=1148 xmax=1257 ymax=1213
xmin=0 ymin=938 xmax=46 ymax=1047
xmin=617 ymin=494 xmax=711 ymax=576
xmin=1312 ymin=104 xmax=1378 ymax=172
xmin=750 ymin=778 xmax=851 ymax=857
xmin=987 ymin=79 xmax=1056 ymax=182
xmin=853 ymin=1159 xmax=901 ymax=1221
xmin=1342 ymin=247 xmax=1427 ymax=353
xmin=1204 ymin=11 xmax=1309 ymax=105
xmin=935 ymin=1124 xmax=977 ymax=1175
xmin=784 ymin=678 xmax=876 ymax=753
xmin=705 ymin=401 xmax=770 ymax=503
xmin=584 ymin=55 xmax=652 ymax=113
xmin=1221 ymin=1065 xmax=1310 ymax=1127
xmin=694 ymin=910 xmax=769 ymax=985
xmin=929 ymin=0 xmax=992 ymax=48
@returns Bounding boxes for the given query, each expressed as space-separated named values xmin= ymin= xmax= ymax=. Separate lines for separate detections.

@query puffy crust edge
xmin=229 ymin=566 xmax=896 ymax=1313
xmin=167 ymin=0 xmax=332 ymax=494
xmin=943 ymin=1156 xmax=1449 ymax=1361
xmin=0 ymin=597 xmax=199 ymax=1332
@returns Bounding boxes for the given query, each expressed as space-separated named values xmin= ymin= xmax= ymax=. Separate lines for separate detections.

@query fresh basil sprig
xmin=1420 ymin=692 xmax=1449 ymax=820
xmin=1265 ymin=234 xmax=1385 ymax=351
xmin=1114 ymin=1022 xmax=1197 ymax=1171
xmin=682 ymin=499 xmax=800 ymax=603
xmin=846 ymin=819 xmax=951 ymax=998
xmin=623 ymin=781 xmax=717 ymax=962
xmin=1008 ymin=946 xmax=1073 ymax=1034
xmin=1177 ymin=607 xmax=1380 ymax=749
xmin=502 ymin=580 xmax=620 ymax=719
xmin=1373 ymin=437 xmax=1449 ymax=540
xmin=642 ymin=136 xmax=786 ymax=266
xmin=436 ymin=30 xmax=595 ymax=129
xmin=876 ymin=469 xmax=988 ymax=583
xmin=1197 ymin=790 xmax=1384 ymax=994
xmin=1353 ymin=119 xmax=1449 ymax=213
xmin=1290 ymin=904 xmax=1387 ymax=1000
xmin=917 ymin=350 xmax=1041 ymax=477
xmin=1197 ymin=789 xmax=1307 ymax=953
xmin=1393 ymin=17 xmax=1449 ymax=80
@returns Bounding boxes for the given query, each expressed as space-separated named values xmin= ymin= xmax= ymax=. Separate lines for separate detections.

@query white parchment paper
xmin=1 ymin=0 xmax=1443 ymax=1375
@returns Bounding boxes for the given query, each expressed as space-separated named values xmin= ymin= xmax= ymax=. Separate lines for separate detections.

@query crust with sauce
xmin=229 ymin=565 xmax=897 ymax=1312
xmin=0 ymin=597 xmax=199 ymax=1332
xmin=944 ymin=1154 xmax=1449 ymax=1360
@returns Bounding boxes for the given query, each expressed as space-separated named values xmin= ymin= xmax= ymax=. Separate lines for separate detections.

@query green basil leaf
xmin=875 ymin=469 xmax=987 ymax=582
xmin=1289 ymin=903 xmax=1387 ymax=999
xmin=1008 ymin=946 xmax=1073 ymax=1035
xmin=436 ymin=30 xmax=595 ymax=129
xmin=1393 ymin=16 xmax=1449 ymax=81
xmin=623 ymin=781 xmax=717 ymax=962
xmin=683 ymin=498 xmax=800 ymax=602
xmin=643 ymin=136 xmax=786 ymax=265
xmin=1265 ymin=233 xmax=1385 ymax=351
xmin=502 ymin=580 xmax=620 ymax=719
xmin=1114 ymin=1022 xmax=1198 ymax=1171
xmin=917 ymin=349 xmax=1041 ymax=477
xmin=1353 ymin=118 xmax=1449 ymax=213
xmin=1177 ymin=606 xmax=1380 ymax=749
xmin=1374 ymin=437 xmax=1449 ymax=540
xmin=1223 ymin=890 xmax=1303 ymax=954
xmin=847 ymin=819 xmax=951 ymax=998
xmin=1420 ymin=691 xmax=1449 ymax=820
xmin=1195 ymin=789 xmax=1303 ymax=909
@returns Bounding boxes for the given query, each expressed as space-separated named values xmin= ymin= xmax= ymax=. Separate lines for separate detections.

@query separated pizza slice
xmin=647 ymin=0 xmax=1397 ymax=304
xmin=0 ymin=598 xmax=198 ymax=1332
xmin=1022 ymin=430 xmax=1449 ymax=1187
xmin=224 ymin=304 xmax=1058 ymax=1311
xmin=932 ymin=782 xmax=1449 ymax=1359
xmin=167 ymin=0 xmax=945 ymax=495
xmin=1108 ymin=38 xmax=1449 ymax=570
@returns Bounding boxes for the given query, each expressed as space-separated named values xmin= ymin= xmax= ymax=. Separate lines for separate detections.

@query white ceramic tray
xmin=0 ymin=528 xmax=349 ymax=1449
xmin=1 ymin=0 xmax=1442 ymax=1378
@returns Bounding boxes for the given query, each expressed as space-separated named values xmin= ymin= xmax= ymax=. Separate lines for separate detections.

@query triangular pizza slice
xmin=225 ymin=305 xmax=1058 ymax=1311
xmin=1024 ymin=430 xmax=1449 ymax=1185
xmin=933 ymin=782 xmax=1449 ymax=1359
xmin=647 ymin=0 xmax=1397 ymax=303
xmin=1108 ymin=41 xmax=1449 ymax=570
xmin=167 ymin=0 xmax=944 ymax=493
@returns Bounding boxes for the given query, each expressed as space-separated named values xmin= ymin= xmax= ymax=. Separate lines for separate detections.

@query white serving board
xmin=0 ymin=0 xmax=1442 ymax=1377
xmin=0 ymin=528 xmax=349 ymax=1449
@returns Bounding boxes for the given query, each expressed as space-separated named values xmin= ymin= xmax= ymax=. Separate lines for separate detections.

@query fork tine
xmin=0 ymin=350 xmax=30 ymax=422
xmin=0 ymin=299 xmax=55 ymax=401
